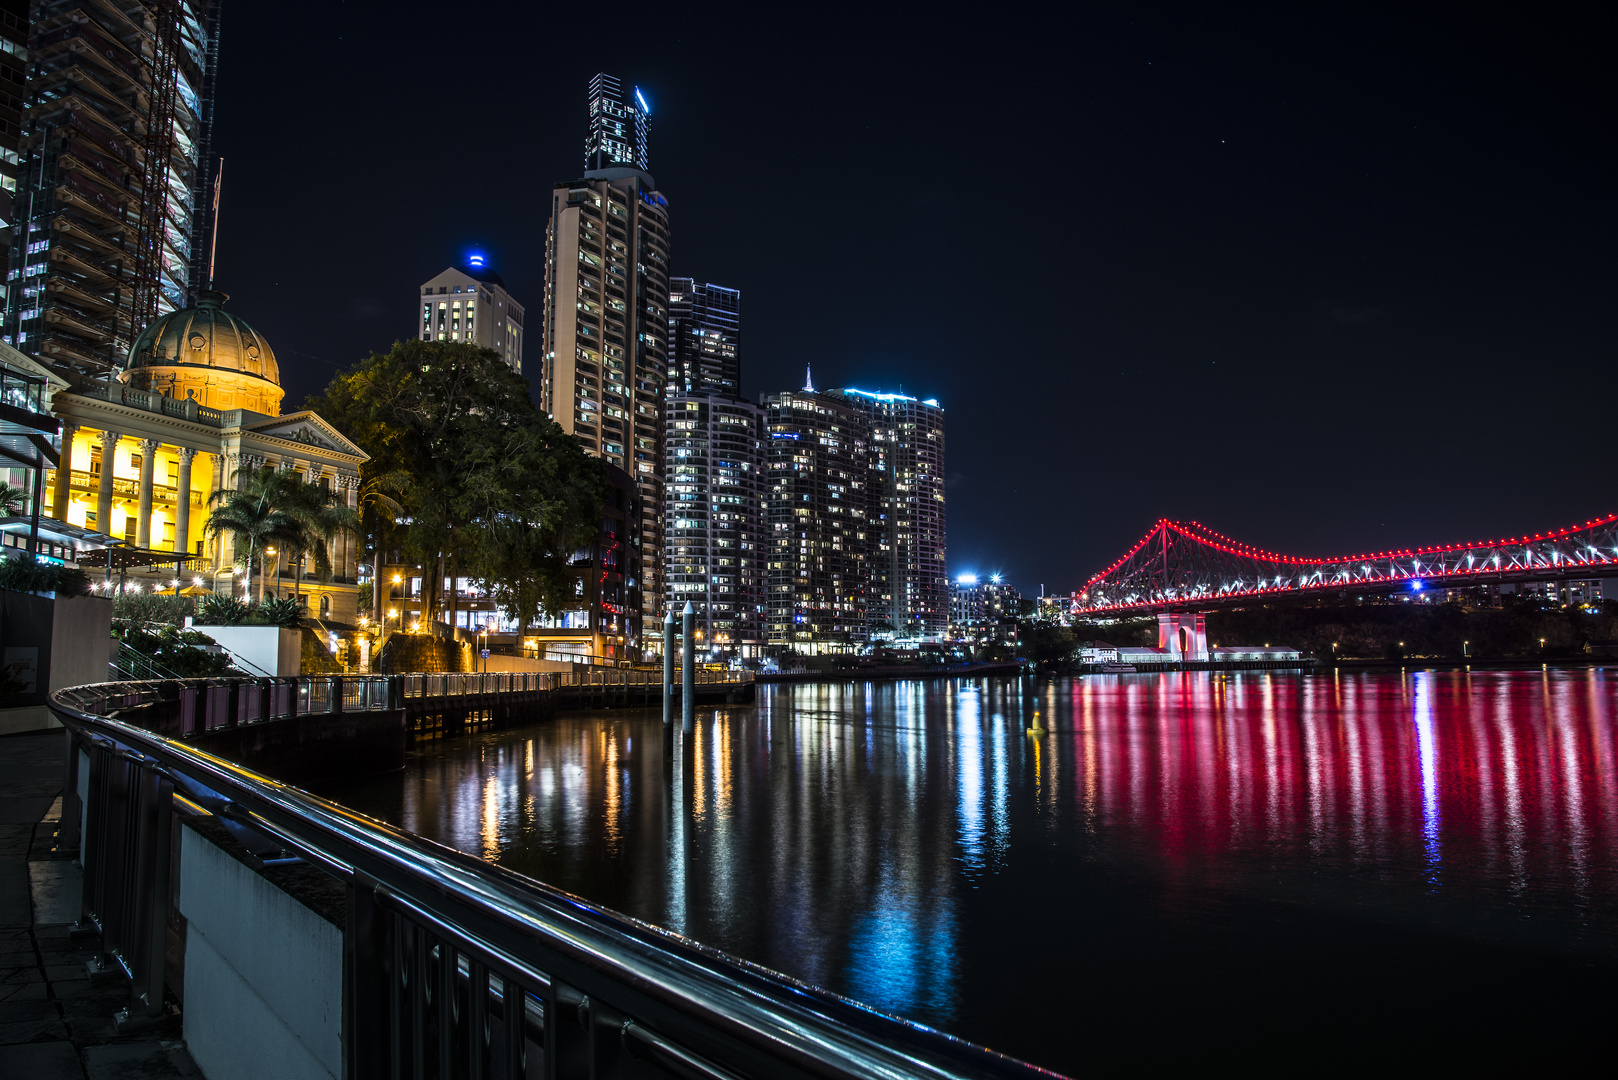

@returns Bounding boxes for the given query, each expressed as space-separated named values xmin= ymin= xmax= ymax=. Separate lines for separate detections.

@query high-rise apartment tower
xmin=830 ymin=389 xmax=948 ymax=636
xmin=419 ymin=255 xmax=524 ymax=373
xmin=667 ymin=278 xmax=740 ymax=398
xmin=542 ymin=73 xmax=671 ymax=654
xmin=762 ymin=386 xmax=872 ymax=650
xmin=5 ymin=1 xmax=222 ymax=382
xmin=665 ymin=392 xmax=766 ymax=652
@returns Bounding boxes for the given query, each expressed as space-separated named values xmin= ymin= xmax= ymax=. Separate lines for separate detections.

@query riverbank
xmin=756 ymin=660 xmax=1027 ymax=683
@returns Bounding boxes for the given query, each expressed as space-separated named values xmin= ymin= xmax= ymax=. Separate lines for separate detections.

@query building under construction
xmin=4 ymin=0 xmax=221 ymax=384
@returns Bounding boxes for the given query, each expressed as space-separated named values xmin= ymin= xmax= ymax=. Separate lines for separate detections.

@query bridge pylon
xmin=1157 ymin=611 xmax=1209 ymax=662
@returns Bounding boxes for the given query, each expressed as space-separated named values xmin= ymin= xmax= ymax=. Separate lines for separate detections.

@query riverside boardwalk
xmin=0 ymin=730 xmax=200 ymax=1079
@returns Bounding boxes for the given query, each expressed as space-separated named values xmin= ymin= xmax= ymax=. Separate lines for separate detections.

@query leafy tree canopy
xmin=305 ymin=340 xmax=607 ymax=625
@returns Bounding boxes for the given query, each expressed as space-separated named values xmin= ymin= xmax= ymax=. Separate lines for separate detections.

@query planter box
xmin=193 ymin=625 xmax=302 ymax=677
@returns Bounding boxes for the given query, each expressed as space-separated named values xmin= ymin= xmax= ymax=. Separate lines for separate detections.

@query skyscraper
xmin=5 ymin=1 xmax=222 ymax=382
xmin=542 ymin=74 xmax=671 ymax=653
xmin=828 ymin=389 xmax=948 ymax=636
xmin=667 ymin=278 xmax=740 ymax=398
xmin=665 ymin=392 xmax=766 ymax=653
xmin=762 ymin=386 xmax=872 ymax=650
xmin=584 ymin=72 xmax=648 ymax=173
xmin=418 ymin=255 xmax=524 ymax=373
xmin=0 ymin=0 xmax=30 ymax=315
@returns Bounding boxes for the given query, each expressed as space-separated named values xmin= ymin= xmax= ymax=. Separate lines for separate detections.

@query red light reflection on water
xmin=1048 ymin=669 xmax=1618 ymax=916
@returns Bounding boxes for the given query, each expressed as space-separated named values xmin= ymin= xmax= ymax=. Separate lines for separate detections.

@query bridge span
xmin=1073 ymin=512 xmax=1618 ymax=615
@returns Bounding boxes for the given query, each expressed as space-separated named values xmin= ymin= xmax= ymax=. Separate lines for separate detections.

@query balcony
xmin=47 ymin=469 xmax=204 ymax=506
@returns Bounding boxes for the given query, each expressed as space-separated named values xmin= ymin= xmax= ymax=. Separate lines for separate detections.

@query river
xmin=320 ymin=669 xmax=1618 ymax=1074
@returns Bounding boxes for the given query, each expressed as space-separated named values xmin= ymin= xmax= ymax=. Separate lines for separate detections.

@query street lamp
xmin=1463 ymin=640 xmax=1469 ymax=658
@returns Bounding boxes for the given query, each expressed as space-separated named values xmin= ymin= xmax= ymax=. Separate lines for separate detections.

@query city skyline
xmin=193 ymin=4 xmax=1612 ymax=592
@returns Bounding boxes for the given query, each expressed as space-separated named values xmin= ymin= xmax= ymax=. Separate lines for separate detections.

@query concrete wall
xmin=196 ymin=625 xmax=302 ymax=676
xmin=0 ymin=591 xmax=112 ymax=734
xmin=178 ymin=823 xmax=343 ymax=1080
xmin=482 ymin=653 xmax=578 ymax=674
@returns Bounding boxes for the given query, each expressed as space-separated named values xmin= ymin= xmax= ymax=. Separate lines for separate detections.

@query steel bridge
xmin=1073 ymin=512 xmax=1618 ymax=615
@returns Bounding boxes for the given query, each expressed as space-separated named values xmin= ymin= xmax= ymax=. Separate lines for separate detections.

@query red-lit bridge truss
xmin=1072 ymin=514 xmax=1618 ymax=615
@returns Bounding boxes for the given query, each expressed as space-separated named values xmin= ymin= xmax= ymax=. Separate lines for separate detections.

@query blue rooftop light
xmin=468 ymin=252 xmax=486 ymax=268
xmin=635 ymin=87 xmax=650 ymax=114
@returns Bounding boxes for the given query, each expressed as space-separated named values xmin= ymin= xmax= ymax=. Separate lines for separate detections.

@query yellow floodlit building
xmin=6 ymin=290 xmax=368 ymax=622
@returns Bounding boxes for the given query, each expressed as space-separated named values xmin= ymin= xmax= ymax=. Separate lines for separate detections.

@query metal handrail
xmin=49 ymin=683 xmax=1054 ymax=1079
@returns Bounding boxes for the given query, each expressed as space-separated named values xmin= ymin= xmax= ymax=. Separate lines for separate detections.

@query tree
xmin=274 ymin=478 xmax=361 ymax=605
xmin=205 ymin=469 xmax=306 ymax=601
xmin=0 ymin=481 xmax=27 ymax=517
xmin=305 ymin=340 xmax=608 ymax=628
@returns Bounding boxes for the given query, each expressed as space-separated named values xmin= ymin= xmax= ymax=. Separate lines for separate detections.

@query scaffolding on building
xmin=5 ymin=0 xmax=219 ymax=383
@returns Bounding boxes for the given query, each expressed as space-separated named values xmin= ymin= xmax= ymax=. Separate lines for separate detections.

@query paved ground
xmin=0 ymin=731 xmax=202 ymax=1079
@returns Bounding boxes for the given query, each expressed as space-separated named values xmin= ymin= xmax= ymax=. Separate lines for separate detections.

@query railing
xmin=400 ymin=671 xmax=562 ymax=698
xmin=49 ymin=681 xmax=1048 ymax=1079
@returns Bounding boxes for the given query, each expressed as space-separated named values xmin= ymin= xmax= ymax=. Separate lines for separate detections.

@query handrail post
xmin=682 ymin=601 xmax=695 ymax=730
xmin=328 ymin=676 xmax=343 ymax=715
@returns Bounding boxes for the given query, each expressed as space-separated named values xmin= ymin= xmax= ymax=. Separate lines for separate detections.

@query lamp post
xmin=1463 ymin=640 xmax=1469 ymax=658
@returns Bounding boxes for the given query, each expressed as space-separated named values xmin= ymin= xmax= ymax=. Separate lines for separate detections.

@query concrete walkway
xmin=0 ymin=731 xmax=202 ymax=1079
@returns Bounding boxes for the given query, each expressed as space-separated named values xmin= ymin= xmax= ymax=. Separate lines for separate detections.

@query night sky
xmin=214 ymin=3 xmax=1614 ymax=594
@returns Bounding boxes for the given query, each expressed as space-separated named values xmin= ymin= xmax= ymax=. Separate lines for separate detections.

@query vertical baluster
xmin=502 ymin=976 xmax=524 ymax=1080
xmin=346 ymin=873 xmax=390 ymax=1080
xmin=467 ymin=959 xmax=487 ymax=1080
xmin=388 ymin=913 xmax=404 ymax=1080
xmin=410 ymin=929 xmax=428 ymax=1080
xmin=436 ymin=943 xmax=453 ymax=1080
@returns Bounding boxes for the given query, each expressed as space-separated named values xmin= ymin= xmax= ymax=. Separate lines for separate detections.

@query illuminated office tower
xmin=823 ymin=389 xmax=947 ymax=637
xmin=667 ymin=278 xmax=740 ymax=398
xmin=418 ymin=254 xmax=524 ymax=373
xmin=664 ymin=393 xmax=766 ymax=653
xmin=542 ymin=73 xmax=670 ymax=653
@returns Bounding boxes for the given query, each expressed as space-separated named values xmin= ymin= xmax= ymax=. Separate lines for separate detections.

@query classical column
xmin=174 ymin=447 xmax=197 ymax=557
xmin=50 ymin=421 xmax=76 ymax=522
xmin=136 ymin=438 xmax=159 ymax=548
xmin=344 ymin=475 xmax=359 ymax=580
xmin=95 ymin=431 xmax=121 ymax=537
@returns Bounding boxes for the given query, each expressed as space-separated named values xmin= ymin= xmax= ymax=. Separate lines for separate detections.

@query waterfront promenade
xmin=0 ymin=731 xmax=200 ymax=1078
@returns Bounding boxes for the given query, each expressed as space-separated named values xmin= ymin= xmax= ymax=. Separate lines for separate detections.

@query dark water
xmin=323 ymin=670 xmax=1618 ymax=1073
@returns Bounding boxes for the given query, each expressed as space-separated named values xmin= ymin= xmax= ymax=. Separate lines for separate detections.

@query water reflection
xmin=326 ymin=670 xmax=1618 ymax=1072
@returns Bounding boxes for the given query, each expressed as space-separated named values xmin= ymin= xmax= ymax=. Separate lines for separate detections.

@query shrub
xmin=114 ymin=621 xmax=236 ymax=678
xmin=0 ymin=557 xmax=89 ymax=597
xmin=258 ymin=597 xmax=302 ymax=628
xmin=196 ymin=593 xmax=249 ymax=625
xmin=111 ymin=590 xmax=195 ymax=625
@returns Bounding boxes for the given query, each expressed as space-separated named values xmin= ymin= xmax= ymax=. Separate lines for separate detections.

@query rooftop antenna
xmin=206 ymin=158 xmax=223 ymax=288
xmin=803 ymin=364 xmax=815 ymax=392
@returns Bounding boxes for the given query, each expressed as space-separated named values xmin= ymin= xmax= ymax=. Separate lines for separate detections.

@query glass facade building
xmin=762 ymin=389 xmax=873 ymax=649
xmin=667 ymin=278 xmax=740 ymax=398
xmin=664 ymin=393 xmax=766 ymax=652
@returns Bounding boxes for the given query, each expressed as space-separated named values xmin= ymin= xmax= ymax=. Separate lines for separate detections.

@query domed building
xmin=22 ymin=289 xmax=369 ymax=629
xmin=121 ymin=291 xmax=285 ymax=415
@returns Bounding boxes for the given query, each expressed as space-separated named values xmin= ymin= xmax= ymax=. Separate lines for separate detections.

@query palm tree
xmin=278 ymin=480 xmax=361 ymax=608
xmin=0 ymin=481 xmax=28 ymax=517
xmin=204 ymin=469 xmax=306 ymax=602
